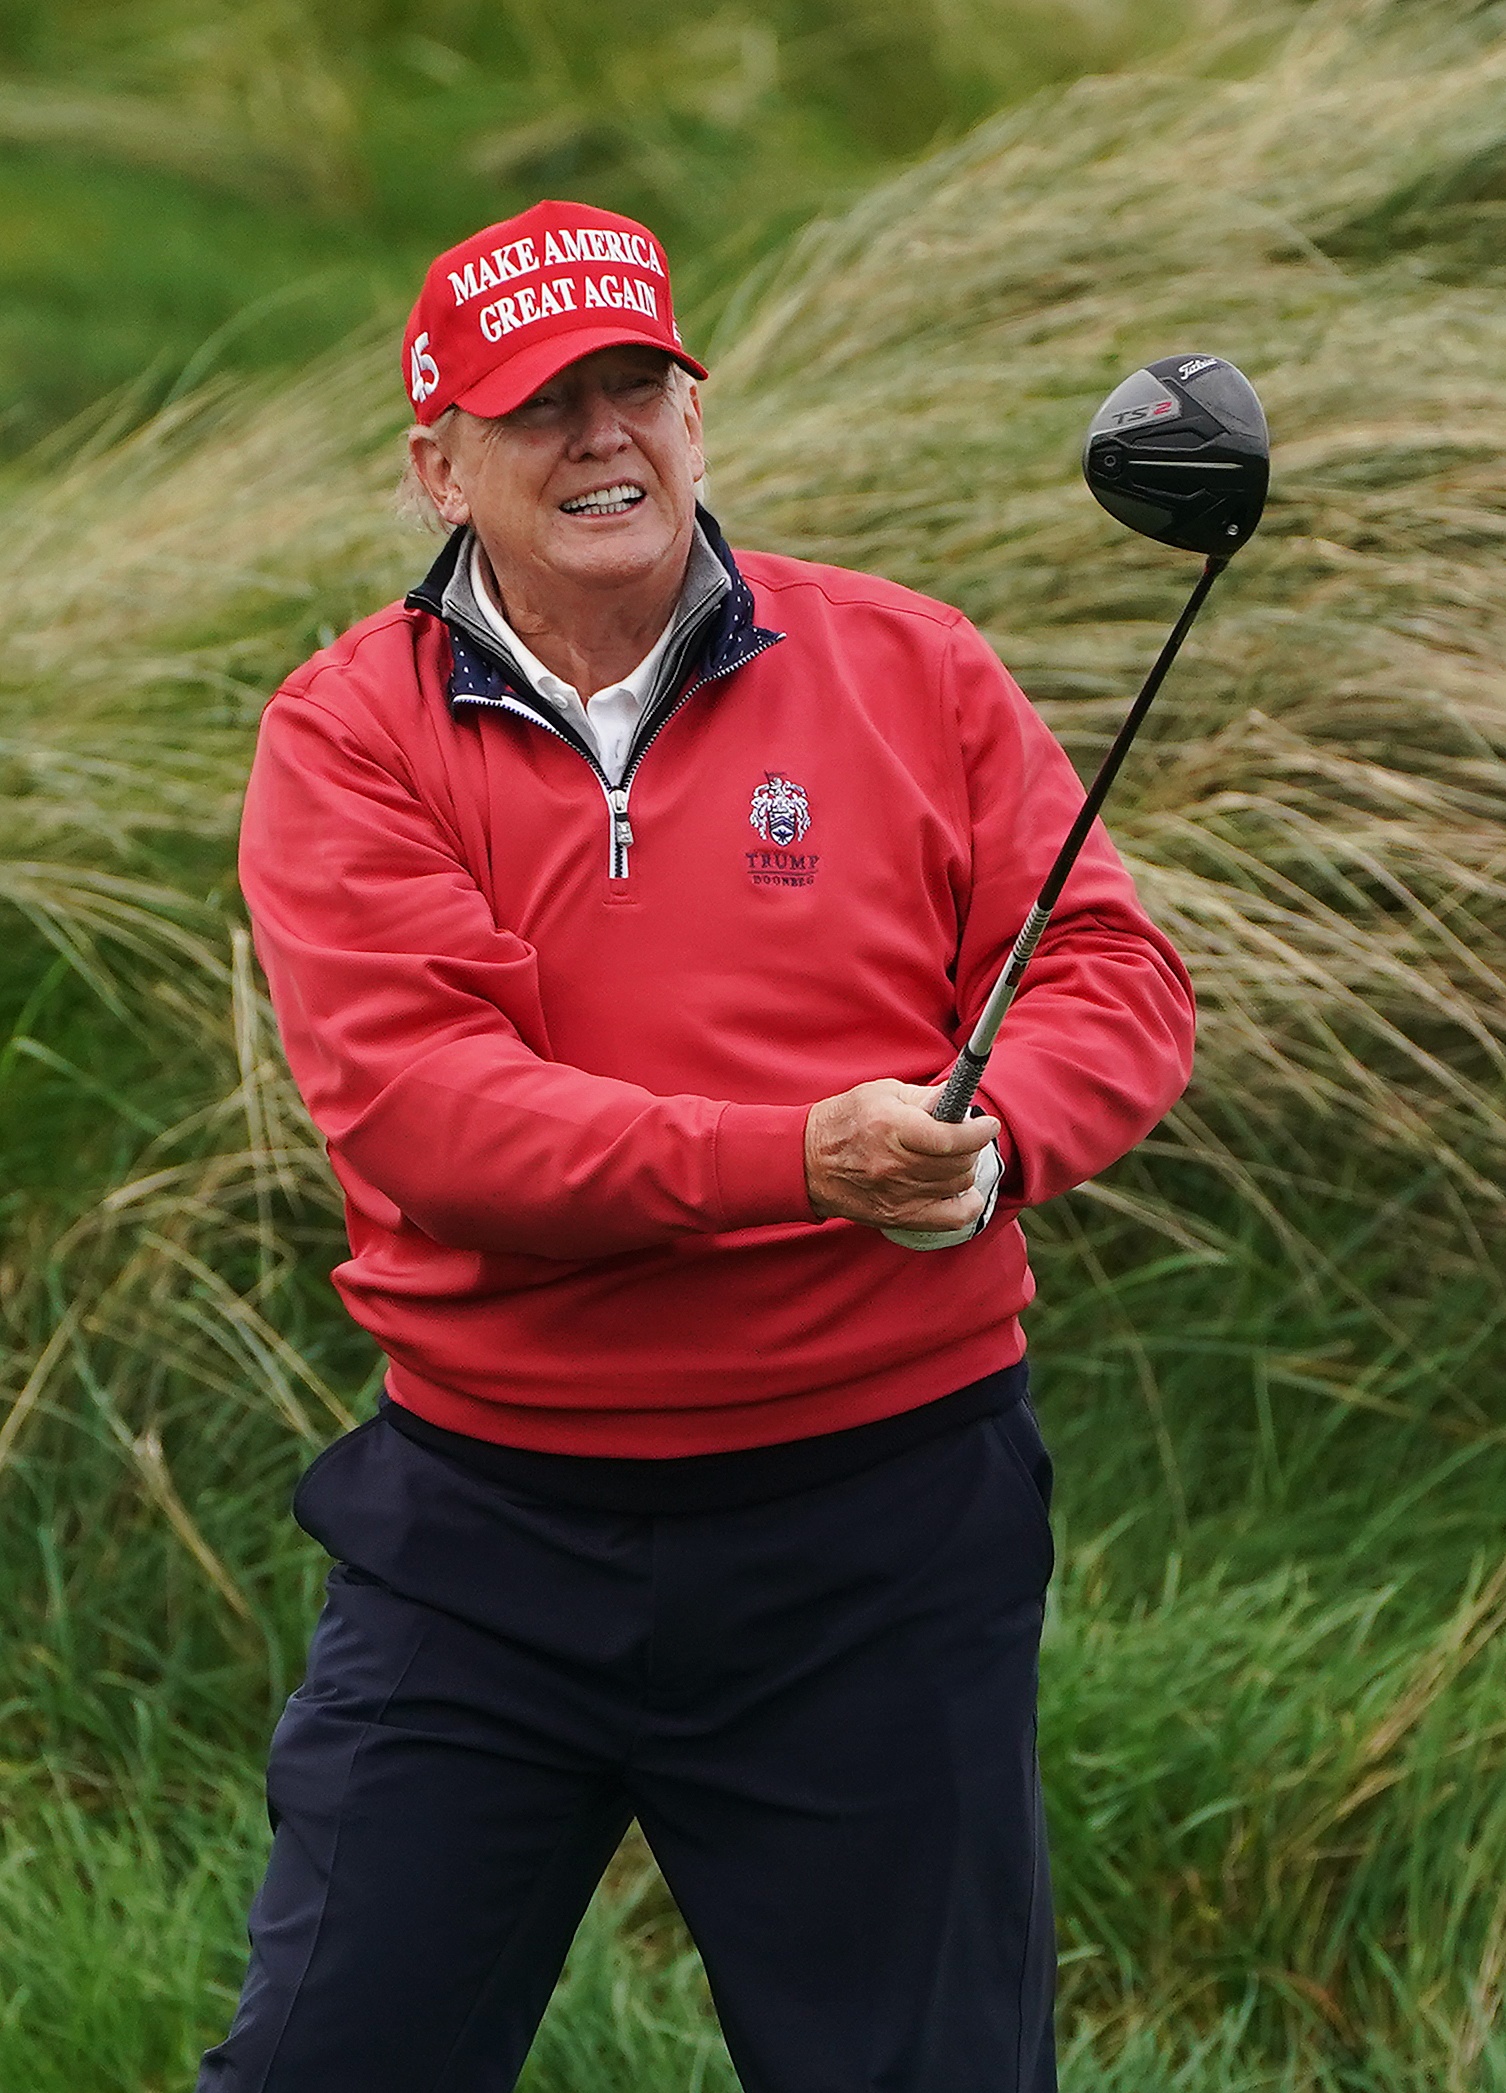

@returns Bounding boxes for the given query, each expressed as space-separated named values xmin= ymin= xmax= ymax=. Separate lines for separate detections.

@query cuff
xmin=712 ymin=1102 xmax=817 ymax=1229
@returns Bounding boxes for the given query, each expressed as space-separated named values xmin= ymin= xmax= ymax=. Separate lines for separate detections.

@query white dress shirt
xmin=468 ymin=541 xmax=676 ymax=787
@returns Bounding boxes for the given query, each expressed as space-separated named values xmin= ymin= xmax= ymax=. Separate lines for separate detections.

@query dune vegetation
xmin=0 ymin=0 xmax=1205 ymax=446
xmin=2 ymin=0 xmax=1506 ymax=2086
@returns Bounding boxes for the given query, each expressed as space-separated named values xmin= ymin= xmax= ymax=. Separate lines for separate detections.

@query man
xmin=200 ymin=199 xmax=1195 ymax=2092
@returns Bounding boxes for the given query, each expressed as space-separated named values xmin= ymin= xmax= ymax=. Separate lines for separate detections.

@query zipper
xmin=601 ymin=631 xmax=785 ymax=877
xmin=454 ymin=629 xmax=785 ymax=880
xmin=453 ymin=685 xmax=645 ymax=877
xmin=449 ymin=689 xmax=628 ymax=877
xmin=607 ymin=788 xmax=634 ymax=870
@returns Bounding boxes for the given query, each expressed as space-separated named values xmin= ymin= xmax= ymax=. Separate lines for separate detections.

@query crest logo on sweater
xmin=750 ymin=774 xmax=810 ymax=846
xmin=747 ymin=774 xmax=819 ymax=887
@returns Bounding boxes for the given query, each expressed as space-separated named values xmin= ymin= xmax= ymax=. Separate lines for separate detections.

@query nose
xmin=567 ymin=387 xmax=632 ymax=461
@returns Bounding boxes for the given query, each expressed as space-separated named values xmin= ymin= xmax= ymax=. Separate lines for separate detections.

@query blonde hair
xmin=396 ymin=405 xmax=461 ymax=534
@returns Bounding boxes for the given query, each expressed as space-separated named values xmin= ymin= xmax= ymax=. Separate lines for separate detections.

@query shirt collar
xmin=439 ymin=518 xmax=730 ymax=704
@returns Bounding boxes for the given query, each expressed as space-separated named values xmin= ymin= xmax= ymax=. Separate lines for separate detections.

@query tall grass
xmin=708 ymin=0 xmax=1506 ymax=1245
xmin=3 ymin=0 xmax=1506 ymax=2085
xmin=0 ymin=0 xmax=1212 ymax=440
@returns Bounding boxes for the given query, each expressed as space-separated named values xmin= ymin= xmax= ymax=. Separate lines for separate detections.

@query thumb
xmin=894 ymin=1082 xmax=943 ymax=1112
xmin=899 ymin=1088 xmax=999 ymax=1154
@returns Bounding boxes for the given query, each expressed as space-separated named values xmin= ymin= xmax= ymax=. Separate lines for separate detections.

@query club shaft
xmin=932 ymin=556 xmax=1225 ymax=1124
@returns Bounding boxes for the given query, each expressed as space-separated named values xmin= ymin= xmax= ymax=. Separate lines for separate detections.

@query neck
xmin=476 ymin=548 xmax=687 ymax=695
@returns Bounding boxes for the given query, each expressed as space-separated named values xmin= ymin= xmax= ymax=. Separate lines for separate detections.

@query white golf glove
xmin=882 ymin=1133 xmax=1004 ymax=1252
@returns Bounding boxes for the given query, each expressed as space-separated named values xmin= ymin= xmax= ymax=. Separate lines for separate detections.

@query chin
xmin=555 ymin=516 xmax=682 ymax=587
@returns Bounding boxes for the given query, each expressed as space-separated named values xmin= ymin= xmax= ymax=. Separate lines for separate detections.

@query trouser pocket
xmin=989 ymin=1396 xmax=1055 ymax=1580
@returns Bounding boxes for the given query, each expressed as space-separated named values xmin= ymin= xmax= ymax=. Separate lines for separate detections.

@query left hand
xmin=882 ymin=1136 xmax=1004 ymax=1251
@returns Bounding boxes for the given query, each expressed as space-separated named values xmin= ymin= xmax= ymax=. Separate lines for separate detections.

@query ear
xmin=680 ymin=380 xmax=705 ymax=487
xmin=407 ymin=424 xmax=472 ymax=528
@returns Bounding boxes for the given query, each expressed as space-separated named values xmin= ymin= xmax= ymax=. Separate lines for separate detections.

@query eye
xmin=507 ymin=387 xmax=562 ymax=423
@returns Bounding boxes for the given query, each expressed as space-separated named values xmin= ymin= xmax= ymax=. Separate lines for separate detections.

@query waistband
xmin=379 ymin=1361 xmax=1028 ymax=1516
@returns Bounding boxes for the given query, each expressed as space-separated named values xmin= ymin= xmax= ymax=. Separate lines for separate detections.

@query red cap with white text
xmin=401 ymin=200 xmax=708 ymax=425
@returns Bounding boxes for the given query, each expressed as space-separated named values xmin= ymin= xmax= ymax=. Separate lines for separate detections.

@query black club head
xmin=1083 ymin=354 xmax=1270 ymax=557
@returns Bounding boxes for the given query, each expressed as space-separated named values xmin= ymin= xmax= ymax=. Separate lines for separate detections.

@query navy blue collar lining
xmin=403 ymin=505 xmax=782 ymax=718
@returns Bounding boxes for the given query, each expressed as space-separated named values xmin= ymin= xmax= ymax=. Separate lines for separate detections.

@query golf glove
xmin=882 ymin=1128 xmax=1004 ymax=1252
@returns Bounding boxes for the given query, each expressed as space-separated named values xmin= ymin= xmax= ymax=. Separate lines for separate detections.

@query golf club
xmin=892 ymin=353 xmax=1268 ymax=1240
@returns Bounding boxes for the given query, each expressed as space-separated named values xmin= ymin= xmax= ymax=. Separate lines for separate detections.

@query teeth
xmin=561 ymin=484 xmax=645 ymax=515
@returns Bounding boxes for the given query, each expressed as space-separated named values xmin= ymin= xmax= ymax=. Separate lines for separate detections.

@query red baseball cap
xmin=401 ymin=200 xmax=708 ymax=425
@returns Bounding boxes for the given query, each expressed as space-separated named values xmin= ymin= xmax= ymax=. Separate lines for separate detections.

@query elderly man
xmin=199 ymin=200 xmax=1194 ymax=2093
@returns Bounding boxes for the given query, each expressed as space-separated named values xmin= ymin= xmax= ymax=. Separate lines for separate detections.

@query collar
xmin=462 ymin=537 xmax=679 ymax=709
xmin=404 ymin=506 xmax=782 ymax=740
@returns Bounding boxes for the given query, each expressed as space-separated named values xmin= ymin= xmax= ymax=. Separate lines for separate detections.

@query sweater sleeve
xmin=943 ymin=617 xmax=1197 ymax=1206
xmin=239 ymin=685 xmax=813 ymax=1260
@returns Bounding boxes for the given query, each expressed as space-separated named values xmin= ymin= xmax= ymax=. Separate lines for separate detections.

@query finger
xmin=894 ymin=1153 xmax=981 ymax=1193
xmin=886 ymin=1083 xmax=999 ymax=1152
xmin=912 ymin=1085 xmax=999 ymax=1131
xmin=896 ymin=1104 xmax=1000 ymax=1158
xmin=878 ymin=1185 xmax=985 ymax=1232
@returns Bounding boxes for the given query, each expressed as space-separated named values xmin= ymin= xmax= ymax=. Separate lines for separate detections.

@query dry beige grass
xmin=0 ymin=352 xmax=411 ymax=1462
xmin=0 ymin=347 xmax=409 ymax=854
xmin=706 ymin=0 xmax=1506 ymax=1222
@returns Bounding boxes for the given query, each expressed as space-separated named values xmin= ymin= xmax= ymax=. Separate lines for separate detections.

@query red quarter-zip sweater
xmin=240 ymin=537 xmax=1195 ymax=1455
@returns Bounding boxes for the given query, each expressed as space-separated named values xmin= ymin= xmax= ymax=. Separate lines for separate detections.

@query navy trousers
xmin=198 ymin=1395 xmax=1057 ymax=2093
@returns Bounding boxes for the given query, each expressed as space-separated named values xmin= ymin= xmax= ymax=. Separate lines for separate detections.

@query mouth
xmin=559 ymin=482 xmax=647 ymax=518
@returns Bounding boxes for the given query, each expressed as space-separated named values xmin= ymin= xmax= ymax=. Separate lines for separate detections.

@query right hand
xmin=803 ymin=1079 xmax=1001 ymax=1234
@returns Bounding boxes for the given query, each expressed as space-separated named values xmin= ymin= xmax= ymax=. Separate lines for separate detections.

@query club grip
xmin=932 ymin=1047 xmax=989 ymax=1124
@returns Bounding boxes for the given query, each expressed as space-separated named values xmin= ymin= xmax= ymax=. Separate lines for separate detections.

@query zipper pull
xmin=609 ymin=787 xmax=635 ymax=850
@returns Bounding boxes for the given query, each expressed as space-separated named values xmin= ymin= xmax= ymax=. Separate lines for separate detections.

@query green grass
xmin=3 ymin=0 xmax=1506 ymax=2085
xmin=0 ymin=1783 xmax=739 ymax=2093
xmin=4 ymin=1169 xmax=1504 ymax=2085
xmin=9 ymin=1287 xmax=1506 ymax=2093
xmin=0 ymin=0 xmax=1206 ymax=446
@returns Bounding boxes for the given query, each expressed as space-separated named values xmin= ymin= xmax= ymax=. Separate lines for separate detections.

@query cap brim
xmin=451 ymin=326 xmax=709 ymax=421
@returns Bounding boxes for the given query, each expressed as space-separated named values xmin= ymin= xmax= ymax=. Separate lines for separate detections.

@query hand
xmin=883 ymin=1138 xmax=1004 ymax=1251
xmin=804 ymin=1079 xmax=1001 ymax=1234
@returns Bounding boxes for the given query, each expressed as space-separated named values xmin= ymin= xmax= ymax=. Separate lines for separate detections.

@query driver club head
xmin=1083 ymin=354 xmax=1269 ymax=557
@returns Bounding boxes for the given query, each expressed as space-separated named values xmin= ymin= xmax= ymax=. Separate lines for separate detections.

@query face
xmin=409 ymin=345 xmax=704 ymax=617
